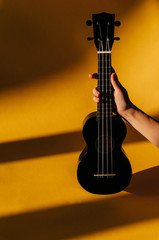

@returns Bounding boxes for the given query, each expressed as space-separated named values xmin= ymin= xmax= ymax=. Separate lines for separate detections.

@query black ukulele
xmin=77 ymin=12 xmax=132 ymax=194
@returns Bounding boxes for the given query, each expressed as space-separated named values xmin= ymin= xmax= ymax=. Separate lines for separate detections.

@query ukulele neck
xmin=97 ymin=51 xmax=113 ymax=119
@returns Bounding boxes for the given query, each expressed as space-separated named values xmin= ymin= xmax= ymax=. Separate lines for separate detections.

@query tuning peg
xmin=114 ymin=21 xmax=121 ymax=26
xmin=86 ymin=20 xmax=92 ymax=26
xmin=87 ymin=37 xmax=94 ymax=41
xmin=114 ymin=37 xmax=120 ymax=41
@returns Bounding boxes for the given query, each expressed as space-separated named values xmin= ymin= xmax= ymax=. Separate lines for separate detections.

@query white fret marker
xmin=97 ymin=51 xmax=111 ymax=53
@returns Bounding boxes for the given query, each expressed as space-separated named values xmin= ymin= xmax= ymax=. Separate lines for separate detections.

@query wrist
xmin=120 ymin=103 xmax=137 ymax=120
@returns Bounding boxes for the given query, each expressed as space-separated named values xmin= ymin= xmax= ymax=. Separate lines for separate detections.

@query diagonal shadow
xmin=1 ymin=114 xmax=158 ymax=163
xmin=0 ymin=166 xmax=159 ymax=240
xmin=0 ymin=131 xmax=85 ymax=163
xmin=0 ymin=0 xmax=140 ymax=91
xmin=125 ymin=166 xmax=159 ymax=196
xmin=0 ymin=114 xmax=158 ymax=164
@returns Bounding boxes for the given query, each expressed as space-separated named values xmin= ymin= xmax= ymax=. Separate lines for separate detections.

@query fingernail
xmin=89 ymin=74 xmax=92 ymax=78
xmin=114 ymin=73 xmax=117 ymax=81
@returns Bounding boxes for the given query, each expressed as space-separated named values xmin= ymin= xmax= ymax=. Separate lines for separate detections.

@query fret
xmin=98 ymin=58 xmax=111 ymax=63
xmin=98 ymin=65 xmax=111 ymax=68
xmin=98 ymin=66 xmax=111 ymax=68
xmin=97 ymin=112 xmax=113 ymax=114
xmin=98 ymin=71 xmax=111 ymax=74
xmin=98 ymin=106 xmax=113 ymax=109
xmin=97 ymin=57 xmax=112 ymax=60
xmin=98 ymin=100 xmax=113 ymax=103
xmin=97 ymin=105 xmax=113 ymax=108
xmin=98 ymin=58 xmax=111 ymax=60
xmin=97 ymin=88 xmax=113 ymax=90
xmin=98 ymin=71 xmax=111 ymax=73
xmin=97 ymin=112 xmax=112 ymax=115
xmin=98 ymin=97 xmax=113 ymax=100
xmin=97 ymin=105 xmax=112 ymax=107
xmin=97 ymin=110 xmax=112 ymax=113
xmin=97 ymin=112 xmax=112 ymax=114
xmin=96 ymin=115 xmax=112 ymax=117
xmin=97 ymin=113 xmax=112 ymax=115
xmin=98 ymin=80 xmax=111 ymax=82
xmin=98 ymin=84 xmax=112 ymax=87
xmin=98 ymin=72 xmax=111 ymax=74
xmin=98 ymin=102 xmax=112 ymax=105
xmin=98 ymin=53 xmax=111 ymax=56
xmin=97 ymin=108 xmax=112 ymax=111
xmin=98 ymin=63 xmax=111 ymax=65
xmin=98 ymin=85 xmax=112 ymax=87
xmin=98 ymin=80 xmax=112 ymax=82
xmin=98 ymin=106 xmax=112 ymax=108
xmin=98 ymin=79 xmax=112 ymax=81
xmin=97 ymin=114 xmax=112 ymax=117
xmin=98 ymin=81 xmax=111 ymax=82
xmin=97 ymin=93 xmax=113 ymax=97
xmin=99 ymin=100 xmax=113 ymax=102
xmin=98 ymin=70 xmax=111 ymax=72
xmin=98 ymin=101 xmax=113 ymax=104
xmin=98 ymin=68 xmax=111 ymax=70
xmin=98 ymin=85 xmax=111 ymax=87
xmin=98 ymin=90 xmax=113 ymax=93
xmin=98 ymin=82 xmax=111 ymax=84
xmin=98 ymin=105 xmax=112 ymax=107
xmin=98 ymin=93 xmax=113 ymax=95
xmin=98 ymin=83 xmax=112 ymax=85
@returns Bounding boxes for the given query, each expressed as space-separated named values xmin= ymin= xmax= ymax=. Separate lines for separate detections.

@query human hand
xmin=89 ymin=72 xmax=133 ymax=117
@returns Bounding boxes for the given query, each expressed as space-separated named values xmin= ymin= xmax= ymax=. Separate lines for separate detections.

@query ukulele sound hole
xmin=95 ymin=135 xmax=115 ymax=154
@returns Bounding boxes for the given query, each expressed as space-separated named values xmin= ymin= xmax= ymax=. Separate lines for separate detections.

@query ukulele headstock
xmin=86 ymin=12 xmax=120 ymax=51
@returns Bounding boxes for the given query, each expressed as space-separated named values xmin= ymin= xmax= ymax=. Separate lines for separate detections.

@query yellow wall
xmin=0 ymin=0 xmax=159 ymax=239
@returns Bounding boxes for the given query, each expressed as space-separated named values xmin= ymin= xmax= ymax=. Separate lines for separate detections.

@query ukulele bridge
xmin=94 ymin=174 xmax=116 ymax=177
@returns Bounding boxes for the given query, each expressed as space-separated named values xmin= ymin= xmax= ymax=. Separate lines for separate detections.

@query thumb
xmin=111 ymin=72 xmax=123 ymax=91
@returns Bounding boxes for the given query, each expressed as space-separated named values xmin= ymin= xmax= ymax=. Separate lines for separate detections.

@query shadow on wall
xmin=0 ymin=0 xmax=140 ymax=90
xmin=0 ymin=166 xmax=159 ymax=240
xmin=0 ymin=113 xmax=158 ymax=163
xmin=125 ymin=166 xmax=159 ymax=196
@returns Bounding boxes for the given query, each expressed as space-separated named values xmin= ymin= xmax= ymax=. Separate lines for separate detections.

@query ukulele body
xmin=77 ymin=112 xmax=132 ymax=194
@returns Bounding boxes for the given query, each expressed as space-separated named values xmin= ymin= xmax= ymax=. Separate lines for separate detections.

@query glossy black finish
xmin=77 ymin=113 xmax=132 ymax=194
xmin=92 ymin=12 xmax=115 ymax=51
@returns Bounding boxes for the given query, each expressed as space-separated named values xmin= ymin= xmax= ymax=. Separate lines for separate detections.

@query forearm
xmin=122 ymin=105 xmax=159 ymax=148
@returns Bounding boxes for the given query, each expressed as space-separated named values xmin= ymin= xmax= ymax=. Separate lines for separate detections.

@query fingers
xmin=91 ymin=72 xmax=122 ymax=96
xmin=90 ymin=73 xmax=99 ymax=102
xmin=93 ymin=96 xmax=100 ymax=103
xmin=89 ymin=70 xmax=115 ymax=78
xmin=89 ymin=72 xmax=122 ymax=91
xmin=89 ymin=73 xmax=98 ymax=79
xmin=93 ymin=87 xmax=100 ymax=102
xmin=93 ymin=87 xmax=100 ymax=97
xmin=91 ymin=71 xmax=125 ymax=104
xmin=111 ymin=72 xmax=124 ymax=91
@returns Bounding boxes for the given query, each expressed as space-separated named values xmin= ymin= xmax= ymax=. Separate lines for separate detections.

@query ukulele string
xmin=107 ymin=37 xmax=113 ymax=174
xmin=97 ymin=44 xmax=99 ymax=175
xmin=106 ymin=25 xmax=109 ymax=177
xmin=97 ymin=40 xmax=101 ymax=176
xmin=98 ymin=23 xmax=104 ymax=177
xmin=102 ymin=38 xmax=104 ymax=177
